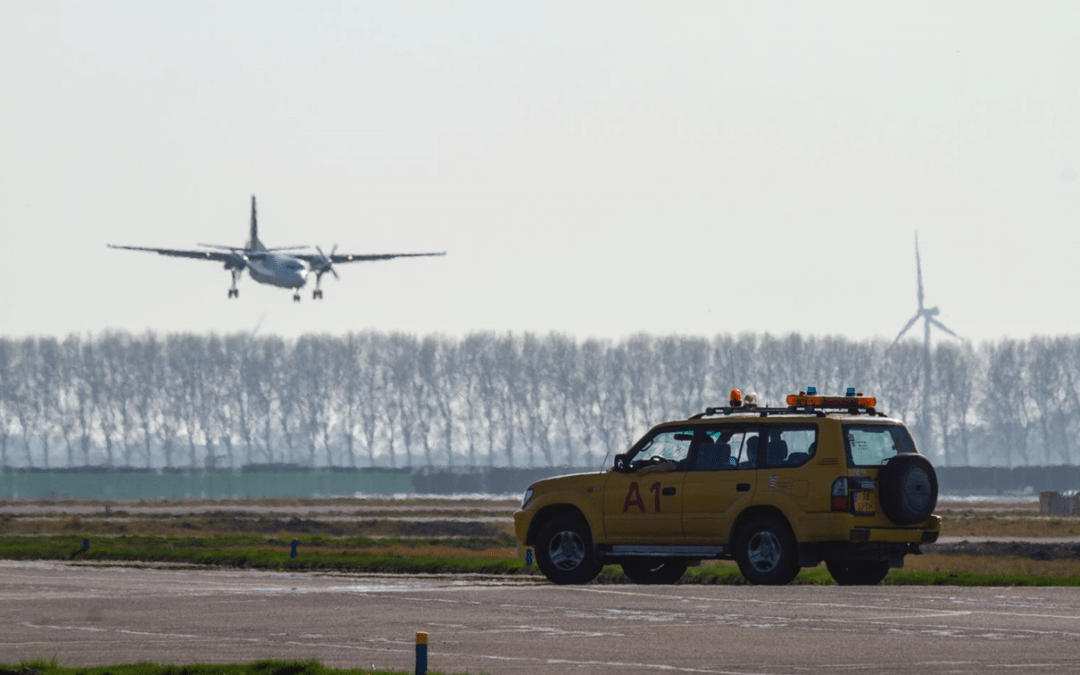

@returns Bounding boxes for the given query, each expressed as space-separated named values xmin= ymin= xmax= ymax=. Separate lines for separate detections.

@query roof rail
xmin=689 ymin=404 xmax=886 ymax=419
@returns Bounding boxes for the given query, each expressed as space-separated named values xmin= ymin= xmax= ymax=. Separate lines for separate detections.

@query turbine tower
xmin=891 ymin=234 xmax=961 ymax=460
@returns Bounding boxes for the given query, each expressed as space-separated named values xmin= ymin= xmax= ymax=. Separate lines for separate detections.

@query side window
xmin=762 ymin=426 xmax=818 ymax=468
xmin=691 ymin=429 xmax=735 ymax=471
xmin=699 ymin=427 xmax=760 ymax=470
xmin=632 ymin=429 xmax=694 ymax=469
xmin=732 ymin=430 xmax=760 ymax=469
xmin=843 ymin=424 xmax=916 ymax=467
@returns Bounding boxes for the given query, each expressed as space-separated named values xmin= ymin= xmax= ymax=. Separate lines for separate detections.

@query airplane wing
xmin=107 ymin=244 xmax=237 ymax=262
xmin=198 ymin=243 xmax=307 ymax=253
xmin=296 ymin=251 xmax=447 ymax=264
xmin=107 ymin=244 xmax=269 ymax=263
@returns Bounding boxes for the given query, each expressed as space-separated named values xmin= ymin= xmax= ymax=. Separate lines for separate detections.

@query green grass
xmin=0 ymin=659 xmax=467 ymax=675
xmin=4 ymin=535 xmax=1080 ymax=586
xmin=0 ymin=534 xmax=527 ymax=576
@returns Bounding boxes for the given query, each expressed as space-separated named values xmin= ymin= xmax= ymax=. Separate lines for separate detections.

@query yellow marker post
xmin=415 ymin=631 xmax=428 ymax=675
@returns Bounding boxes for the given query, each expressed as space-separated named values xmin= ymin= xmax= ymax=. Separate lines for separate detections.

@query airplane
xmin=108 ymin=195 xmax=446 ymax=301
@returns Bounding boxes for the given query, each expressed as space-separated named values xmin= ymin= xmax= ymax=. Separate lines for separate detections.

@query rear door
xmin=756 ymin=424 xmax=823 ymax=513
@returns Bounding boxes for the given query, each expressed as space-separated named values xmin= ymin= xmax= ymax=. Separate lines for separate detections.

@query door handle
xmin=662 ymin=487 xmax=676 ymax=496
xmin=736 ymin=483 xmax=751 ymax=492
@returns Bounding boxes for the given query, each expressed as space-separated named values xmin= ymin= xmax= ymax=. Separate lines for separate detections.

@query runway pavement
xmin=3 ymin=560 xmax=1080 ymax=674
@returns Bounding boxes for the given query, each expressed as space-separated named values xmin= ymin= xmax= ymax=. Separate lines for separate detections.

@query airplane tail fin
xmin=247 ymin=195 xmax=266 ymax=250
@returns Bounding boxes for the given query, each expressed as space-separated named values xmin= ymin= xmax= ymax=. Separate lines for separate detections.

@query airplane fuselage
xmin=247 ymin=253 xmax=308 ymax=289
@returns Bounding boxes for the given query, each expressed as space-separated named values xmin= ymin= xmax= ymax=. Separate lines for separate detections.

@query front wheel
xmin=535 ymin=515 xmax=602 ymax=585
xmin=734 ymin=514 xmax=800 ymax=585
xmin=621 ymin=558 xmax=688 ymax=585
xmin=826 ymin=559 xmax=890 ymax=586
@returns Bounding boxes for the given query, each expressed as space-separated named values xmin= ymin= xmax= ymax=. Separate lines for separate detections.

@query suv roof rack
xmin=689 ymin=390 xmax=887 ymax=419
xmin=689 ymin=405 xmax=885 ymax=419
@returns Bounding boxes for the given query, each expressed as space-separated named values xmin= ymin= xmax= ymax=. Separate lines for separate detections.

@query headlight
xmin=521 ymin=487 xmax=534 ymax=509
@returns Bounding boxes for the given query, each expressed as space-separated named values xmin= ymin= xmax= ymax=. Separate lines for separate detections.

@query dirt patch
xmin=926 ymin=540 xmax=1080 ymax=560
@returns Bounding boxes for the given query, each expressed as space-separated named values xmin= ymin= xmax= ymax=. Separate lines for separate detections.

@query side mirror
xmin=614 ymin=453 xmax=630 ymax=472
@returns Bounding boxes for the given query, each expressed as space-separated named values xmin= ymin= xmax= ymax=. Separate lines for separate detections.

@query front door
xmin=602 ymin=428 xmax=692 ymax=543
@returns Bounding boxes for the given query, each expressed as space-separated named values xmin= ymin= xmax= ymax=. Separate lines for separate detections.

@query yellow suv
xmin=514 ymin=389 xmax=940 ymax=585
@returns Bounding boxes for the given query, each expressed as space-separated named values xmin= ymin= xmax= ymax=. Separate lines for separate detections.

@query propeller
xmin=308 ymin=245 xmax=339 ymax=299
xmin=312 ymin=245 xmax=340 ymax=281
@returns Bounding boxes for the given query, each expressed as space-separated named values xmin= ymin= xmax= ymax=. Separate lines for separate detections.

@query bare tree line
xmin=1 ymin=331 xmax=1078 ymax=470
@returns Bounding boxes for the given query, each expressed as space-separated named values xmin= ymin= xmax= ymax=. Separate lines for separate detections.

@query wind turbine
xmin=891 ymin=233 xmax=961 ymax=461
xmin=892 ymin=233 xmax=960 ymax=349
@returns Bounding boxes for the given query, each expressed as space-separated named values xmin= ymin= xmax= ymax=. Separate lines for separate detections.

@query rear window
xmin=843 ymin=424 xmax=917 ymax=467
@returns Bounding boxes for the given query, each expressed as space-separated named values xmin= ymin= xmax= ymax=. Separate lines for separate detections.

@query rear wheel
xmin=621 ymin=558 xmax=688 ymax=585
xmin=734 ymin=514 xmax=800 ymax=585
xmin=826 ymin=559 xmax=890 ymax=585
xmin=535 ymin=515 xmax=602 ymax=585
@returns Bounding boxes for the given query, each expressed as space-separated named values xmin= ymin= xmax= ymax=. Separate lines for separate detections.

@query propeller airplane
xmin=108 ymin=196 xmax=446 ymax=301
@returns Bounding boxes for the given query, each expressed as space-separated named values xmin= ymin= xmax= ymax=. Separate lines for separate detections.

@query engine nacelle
xmin=223 ymin=252 xmax=247 ymax=271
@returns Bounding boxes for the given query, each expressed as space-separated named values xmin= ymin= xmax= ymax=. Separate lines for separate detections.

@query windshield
xmin=843 ymin=424 xmax=917 ymax=467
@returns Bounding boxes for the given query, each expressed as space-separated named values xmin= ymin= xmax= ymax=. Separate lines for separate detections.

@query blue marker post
xmin=290 ymin=540 xmax=298 ymax=559
xmin=82 ymin=536 xmax=90 ymax=552
xmin=415 ymin=631 xmax=428 ymax=675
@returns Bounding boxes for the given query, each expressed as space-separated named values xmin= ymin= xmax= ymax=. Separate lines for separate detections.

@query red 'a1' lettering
xmin=649 ymin=481 xmax=661 ymax=512
xmin=623 ymin=481 xmax=645 ymax=513
xmin=623 ymin=481 xmax=663 ymax=513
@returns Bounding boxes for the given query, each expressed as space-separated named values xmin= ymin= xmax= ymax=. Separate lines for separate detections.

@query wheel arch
xmin=729 ymin=504 xmax=794 ymax=544
xmin=526 ymin=504 xmax=591 ymax=547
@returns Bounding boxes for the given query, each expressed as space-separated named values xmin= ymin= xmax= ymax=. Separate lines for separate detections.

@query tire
xmin=826 ymin=559 xmax=890 ymax=586
xmin=534 ymin=515 xmax=602 ymax=585
xmin=879 ymin=454 xmax=938 ymax=525
xmin=734 ymin=514 xmax=800 ymax=585
xmin=621 ymin=558 xmax=688 ymax=585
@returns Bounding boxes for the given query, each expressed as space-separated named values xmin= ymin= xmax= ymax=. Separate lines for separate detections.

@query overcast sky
xmin=2 ymin=1 xmax=1077 ymax=344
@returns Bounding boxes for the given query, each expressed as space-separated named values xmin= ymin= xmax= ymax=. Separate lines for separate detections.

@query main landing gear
xmin=227 ymin=269 xmax=242 ymax=299
xmin=310 ymin=246 xmax=336 ymax=300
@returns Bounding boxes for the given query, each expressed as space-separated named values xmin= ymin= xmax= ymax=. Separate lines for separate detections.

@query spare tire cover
xmin=878 ymin=454 xmax=938 ymax=524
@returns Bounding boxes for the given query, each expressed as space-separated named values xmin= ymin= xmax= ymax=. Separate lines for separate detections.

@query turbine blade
xmin=928 ymin=317 xmax=961 ymax=339
xmin=891 ymin=314 xmax=921 ymax=347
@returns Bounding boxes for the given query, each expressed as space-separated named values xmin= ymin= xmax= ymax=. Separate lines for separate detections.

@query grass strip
xmin=1 ymin=659 xmax=464 ymax=675
xmin=0 ymin=534 xmax=526 ymax=575
xmin=3 ymin=535 xmax=1080 ymax=586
